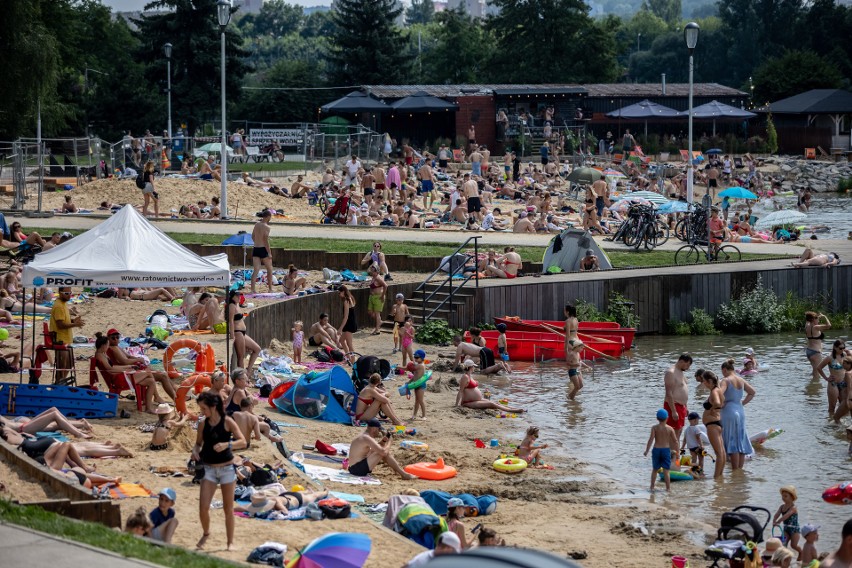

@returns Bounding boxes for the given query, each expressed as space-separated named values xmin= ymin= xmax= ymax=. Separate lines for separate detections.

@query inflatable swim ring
xmin=404 ymin=457 xmax=457 ymax=480
xmin=399 ymin=370 xmax=433 ymax=397
xmin=739 ymin=368 xmax=758 ymax=376
xmin=493 ymin=458 xmax=528 ymax=474
xmin=823 ymin=482 xmax=852 ymax=505
xmin=749 ymin=427 xmax=783 ymax=446
xmin=659 ymin=469 xmax=693 ymax=482
xmin=400 ymin=440 xmax=429 ymax=451
xmin=267 ymin=381 xmax=296 ymax=408
xmin=174 ymin=373 xmax=213 ymax=414
xmin=164 ymin=339 xmax=209 ymax=379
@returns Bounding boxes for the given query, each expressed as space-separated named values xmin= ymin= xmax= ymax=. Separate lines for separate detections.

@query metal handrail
xmin=414 ymin=236 xmax=481 ymax=325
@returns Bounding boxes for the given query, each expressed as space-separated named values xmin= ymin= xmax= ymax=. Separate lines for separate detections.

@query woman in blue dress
xmin=720 ymin=359 xmax=756 ymax=471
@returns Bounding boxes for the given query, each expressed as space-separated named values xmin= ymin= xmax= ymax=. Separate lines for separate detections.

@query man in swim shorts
xmin=251 ymin=209 xmax=274 ymax=294
xmin=347 ymin=419 xmax=417 ymax=479
xmin=309 ymin=313 xmax=339 ymax=348
xmin=452 ymin=336 xmax=503 ymax=375
xmin=663 ymin=353 xmax=693 ymax=448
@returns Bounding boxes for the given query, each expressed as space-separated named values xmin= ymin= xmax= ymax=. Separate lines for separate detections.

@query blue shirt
xmin=150 ymin=507 xmax=174 ymax=528
xmin=540 ymin=146 xmax=549 ymax=158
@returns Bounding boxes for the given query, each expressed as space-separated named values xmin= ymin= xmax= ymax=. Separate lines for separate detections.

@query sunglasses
xmin=109 ymin=334 xmax=120 ymax=338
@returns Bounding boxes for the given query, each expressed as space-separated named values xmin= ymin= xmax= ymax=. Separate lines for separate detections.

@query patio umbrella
xmin=197 ymin=142 xmax=233 ymax=154
xmin=706 ymin=148 xmax=723 ymax=155
xmin=286 ymin=532 xmax=371 ymax=568
xmin=390 ymin=90 xmax=458 ymax=113
xmin=680 ymin=100 xmax=757 ymax=136
xmin=321 ymin=91 xmax=390 ymax=113
xmin=602 ymin=168 xmax=626 ymax=178
xmin=754 ymin=209 xmax=807 ymax=230
xmin=622 ymin=190 xmax=669 ymax=205
xmin=606 ymin=99 xmax=680 ymax=137
xmin=222 ymin=231 xmax=254 ymax=280
xmin=658 ymin=200 xmax=691 ymax=214
xmin=566 ymin=167 xmax=603 ymax=184
xmin=719 ymin=187 xmax=758 ymax=200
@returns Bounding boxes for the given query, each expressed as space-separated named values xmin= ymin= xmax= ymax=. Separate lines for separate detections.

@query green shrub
xmin=717 ymin=276 xmax=786 ymax=333
xmin=415 ymin=319 xmax=460 ymax=346
xmin=689 ymin=308 xmax=720 ymax=335
xmin=667 ymin=319 xmax=692 ymax=335
xmin=606 ymin=291 xmax=640 ymax=329
xmin=839 ymin=177 xmax=852 ymax=193
xmin=576 ymin=299 xmax=608 ymax=322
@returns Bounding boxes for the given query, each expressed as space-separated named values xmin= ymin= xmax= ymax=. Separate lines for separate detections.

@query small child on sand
xmin=150 ymin=403 xmax=187 ymax=451
xmin=149 ymin=488 xmax=179 ymax=544
xmin=409 ymin=349 xmax=428 ymax=421
xmin=644 ymin=409 xmax=678 ymax=491
xmin=400 ymin=316 xmax=415 ymax=367
xmin=799 ymin=524 xmax=820 ymax=567
xmin=496 ymin=323 xmax=511 ymax=374
xmin=291 ymin=320 xmax=304 ymax=363
xmin=125 ymin=507 xmax=153 ymax=537
xmin=391 ymin=294 xmax=409 ymax=354
xmin=773 ymin=485 xmax=802 ymax=557
xmin=518 ymin=426 xmax=548 ymax=467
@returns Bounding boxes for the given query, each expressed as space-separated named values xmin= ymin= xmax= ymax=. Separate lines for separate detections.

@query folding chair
xmin=88 ymin=357 xmax=147 ymax=411
xmin=35 ymin=322 xmax=77 ymax=386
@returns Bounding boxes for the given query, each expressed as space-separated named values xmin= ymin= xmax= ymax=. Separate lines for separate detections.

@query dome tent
xmin=273 ymin=366 xmax=356 ymax=424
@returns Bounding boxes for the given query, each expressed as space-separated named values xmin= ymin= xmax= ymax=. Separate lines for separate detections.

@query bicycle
xmin=675 ymin=240 xmax=741 ymax=265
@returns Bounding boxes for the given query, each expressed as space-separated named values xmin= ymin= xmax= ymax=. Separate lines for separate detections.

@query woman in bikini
xmin=149 ymin=403 xmax=187 ymax=451
xmin=354 ymin=373 xmax=404 ymax=425
xmin=804 ymin=311 xmax=831 ymax=381
xmin=227 ymin=290 xmax=260 ymax=373
xmin=282 ymin=264 xmax=307 ymax=295
xmin=337 ymin=285 xmax=357 ymax=359
xmin=126 ymin=288 xmax=176 ymax=301
xmin=455 ymin=359 xmax=525 ymax=412
xmin=484 ymin=247 xmax=522 ymax=279
xmin=818 ymin=340 xmax=848 ymax=420
xmin=93 ymin=332 xmax=160 ymax=413
xmin=0 ymin=407 xmax=93 ymax=439
xmin=700 ymin=369 xmax=726 ymax=478
xmin=0 ymin=289 xmax=51 ymax=314
xmin=224 ymin=368 xmax=249 ymax=416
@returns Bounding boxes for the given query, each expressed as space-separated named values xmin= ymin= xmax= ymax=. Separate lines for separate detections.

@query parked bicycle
xmin=612 ymin=204 xmax=670 ymax=250
xmin=675 ymin=239 xmax=741 ymax=264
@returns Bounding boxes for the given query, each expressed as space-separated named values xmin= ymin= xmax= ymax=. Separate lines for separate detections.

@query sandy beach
xmin=0 ymin=292 xmax=709 ymax=567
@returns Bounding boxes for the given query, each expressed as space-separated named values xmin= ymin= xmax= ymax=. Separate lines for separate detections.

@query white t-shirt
xmin=481 ymin=212 xmax=495 ymax=230
xmin=405 ymin=550 xmax=435 ymax=567
xmin=347 ymin=159 xmax=361 ymax=176
xmin=683 ymin=424 xmax=710 ymax=449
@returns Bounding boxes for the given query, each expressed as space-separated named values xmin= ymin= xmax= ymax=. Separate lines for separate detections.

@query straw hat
xmin=245 ymin=493 xmax=276 ymax=514
xmin=154 ymin=403 xmax=173 ymax=415
xmin=762 ymin=537 xmax=782 ymax=557
xmin=780 ymin=485 xmax=798 ymax=501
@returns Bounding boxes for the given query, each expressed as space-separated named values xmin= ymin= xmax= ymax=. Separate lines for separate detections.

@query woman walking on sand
xmin=141 ymin=160 xmax=159 ymax=218
xmin=337 ymin=285 xmax=357 ymax=360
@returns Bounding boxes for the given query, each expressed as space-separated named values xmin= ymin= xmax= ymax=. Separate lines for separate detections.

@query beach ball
xmin=291 ymin=484 xmax=305 ymax=492
xmin=0 ymin=328 xmax=9 ymax=341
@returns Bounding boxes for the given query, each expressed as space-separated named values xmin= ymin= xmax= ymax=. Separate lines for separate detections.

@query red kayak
xmin=494 ymin=317 xmax=636 ymax=348
xmin=465 ymin=330 xmax=624 ymax=362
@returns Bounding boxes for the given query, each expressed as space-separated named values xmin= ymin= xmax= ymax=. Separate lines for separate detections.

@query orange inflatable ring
xmin=163 ymin=339 xmax=208 ymax=379
xmin=174 ymin=373 xmax=213 ymax=414
xmin=404 ymin=457 xmax=457 ymax=481
xmin=267 ymin=381 xmax=296 ymax=408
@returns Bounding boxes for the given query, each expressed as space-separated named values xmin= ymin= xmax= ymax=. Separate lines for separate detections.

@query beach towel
xmin=172 ymin=329 xmax=214 ymax=336
xmin=105 ymin=482 xmax=153 ymax=499
xmin=330 ymin=491 xmax=365 ymax=503
xmin=303 ymin=453 xmax=345 ymax=465
xmin=35 ymin=432 xmax=69 ymax=442
xmin=243 ymin=292 xmax=297 ymax=300
xmin=302 ymin=463 xmax=381 ymax=486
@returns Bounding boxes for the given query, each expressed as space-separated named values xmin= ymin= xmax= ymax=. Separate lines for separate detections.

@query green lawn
xmin=606 ymin=249 xmax=783 ymax=268
xmin=0 ymin=500 xmax=238 ymax=568
xmin=226 ymin=161 xmax=319 ymax=173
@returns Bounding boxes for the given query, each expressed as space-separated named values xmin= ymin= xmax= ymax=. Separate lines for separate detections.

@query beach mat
xmin=105 ymin=483 xmax=153 ymax=499
xmin=302 ymin=463 xmax=381 ymax=486
xmin=172 ymin=329 xmax=214 ymax=336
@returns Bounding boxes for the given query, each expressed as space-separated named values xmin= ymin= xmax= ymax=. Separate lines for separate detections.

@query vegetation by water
xmin=576 ymin=292 xmax=641 ymax=329
xmin=668 ymin=308 xmax=721 ymax=336
xmin=415 ymin=319 xmax=460 ymax=346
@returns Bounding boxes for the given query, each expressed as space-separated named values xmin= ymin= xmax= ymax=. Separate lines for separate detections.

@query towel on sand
xmin=302 ymin=463 xmax=381 ymax=486
xmin=105 ymin=483 xmax=153 ymax=499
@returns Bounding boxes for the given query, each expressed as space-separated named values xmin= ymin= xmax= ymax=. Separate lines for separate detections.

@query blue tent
xmin=273 ymin=366 xmax=356 ymax=424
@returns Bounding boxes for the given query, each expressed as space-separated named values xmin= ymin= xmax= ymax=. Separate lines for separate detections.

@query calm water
xmin=481 ymin=332 xmax=852 ymax=548
xmin=744 ymin=193 xmax=852 ymax=237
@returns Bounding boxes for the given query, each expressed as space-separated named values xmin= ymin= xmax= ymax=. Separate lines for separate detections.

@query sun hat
xmin=463 ymin=359 xmax=476 ymax=368
xmin=414 ymin=349 xmax=426 ymax=360
xmin=801 ymin=524 xmax=820 ymax=537
xmin=154 ymin=403 xmax=173 ymax=415
xmin=780 ymin=485 xmax=798 ymax=501
xmin=656 ymin=408 xmax=669 ymax=421
xmin=246 ymin=493 xmax=275 ymax=514
xmin=437 ymin=531 xmax=462 ymax=553
xmin=158 ymin=488 xmax=177 ymax=502
xmin=446 ymin=497 xmax=465 ymax=509
xmin=763 ymin=537 xmax=782 ymax=555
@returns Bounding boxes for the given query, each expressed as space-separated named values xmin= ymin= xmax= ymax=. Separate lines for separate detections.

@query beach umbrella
xmin=197 ymin=142 xmax=233 ymax=154
xmin=610 ymin=198 xmax=650 ymax=213
xmin=287 ymin=532 xmax=371 ymax=568
xmin=754 ymin=209 xmax=807 ymax=230
xmin=706 ymin=148 xmax=723 ymax=155
xmin=622 ymin=190 xmax=669 ymax=205
xmin=425 ymin=546 xmax=584 ymax=567
xmin=719 ymin=187 xmax=758 ymax=200
xmin=657 ymin=200 xmax=691 ymax=214
xmin=222 ymin=231 xmax=254 ymax=280
xmin=566 ymin=167 xmax=603 ymax=184
xmin=602 ymin=168 xmax=626 ymax=178
xmin=679 ymin=100 xmax=757 ymax=136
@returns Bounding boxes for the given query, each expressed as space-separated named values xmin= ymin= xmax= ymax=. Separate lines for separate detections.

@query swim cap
xmin=414 ymin=349 xmax=426 ymax=360
xmin=656 ymin=409 xmax=668 ymax=421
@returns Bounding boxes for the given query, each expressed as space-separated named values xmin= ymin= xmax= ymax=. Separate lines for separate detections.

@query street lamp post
xmin=684 ymin=22 xmax=700 ymax=205
xmin=163 ymin=43 xmax=173 ymax=141
xmin=217 ymin=0 xmax=231 ymax=220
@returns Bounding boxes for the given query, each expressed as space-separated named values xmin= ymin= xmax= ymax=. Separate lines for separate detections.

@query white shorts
xmin=142 ymin=182 xmax=156 ymax=195
xmin=204 ymin=464 xmax=236 ymax=485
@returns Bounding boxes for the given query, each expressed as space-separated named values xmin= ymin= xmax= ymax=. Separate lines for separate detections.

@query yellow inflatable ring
xmin=493 ymin=457 xmax=528 ymax=474
xmin=400 ymin=440 xmax=429 ymax=451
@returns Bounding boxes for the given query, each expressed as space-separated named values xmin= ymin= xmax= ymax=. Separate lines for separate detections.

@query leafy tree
xmin=329 ymin=0 xmax=407 ymax=85
xmin=302 ymin=10 xmax=335 ymax=38
xmin=485 ymin=0 xmax=620 ymax=83
xmin=237 ymin=60 xmax=318 ymax=123
xmin=136 ymin=0 xmax=251 ymax=135
xmin=615 ymin=10 xmax=667 ymax=66
xmin=423 ymin=8 xmax=490 ymax=84
xmin=753 ymin=50 xmax=844 ymax=103
xmin=236 ymin=0 xmax=303 ymax=37
xmin=800 ymin=0 xmax=852 ymax=79
xmin=642 ymin=0 xmax=681 ymax=26
xmin=406 ymin=0 xmax=435 ymax=26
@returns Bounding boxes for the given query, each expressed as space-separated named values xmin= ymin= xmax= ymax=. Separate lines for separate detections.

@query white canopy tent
xmin=22 ymin=205 xmax=230 ymax=288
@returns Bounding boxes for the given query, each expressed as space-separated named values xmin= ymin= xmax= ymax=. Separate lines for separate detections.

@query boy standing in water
xmin=644 ymin=409 xmax=678 ymax=492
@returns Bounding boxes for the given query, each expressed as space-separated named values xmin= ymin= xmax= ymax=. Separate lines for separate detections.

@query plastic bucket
xmin=671 ymin=556 xmax=689 ymax=568
xmin=398 ymin=384 xmax=409 ymax=396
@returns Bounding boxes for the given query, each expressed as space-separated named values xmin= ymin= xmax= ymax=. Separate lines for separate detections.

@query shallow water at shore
xmin=482 ymin=332 xmax=852 ymax=549
xmin=746 ymin=193 xmax=852 ymax=237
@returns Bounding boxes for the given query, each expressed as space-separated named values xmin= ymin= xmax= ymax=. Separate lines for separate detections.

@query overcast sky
xmin=100 ymin=0 xmax=330 ymax=11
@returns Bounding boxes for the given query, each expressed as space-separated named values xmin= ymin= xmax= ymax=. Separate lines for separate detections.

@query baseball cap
xmin=158 ymin=488 xmax=177 ymax=502
xmin=395 ymin=293 xmax=405 ymax=301
xmin=446 ymin=497 xmax=465 ymax=508
xmin=437 ymin=531 xmax=462 ymax=552
xmin=365 ymin=419 xmax=382 ymax=429
xmin=462 ymin=359 xmax=476 ymax=368
xmin=656 ymin=408 xmax=669 ymax=421
xmin=107 ymin=328 xmax=120 ymax=337
xmin=687 ymin=412 xmax=700 ymax=420
xmin=801 ymin=524 xmax=820 ymax=537
xmin=586 ymin=249 xmax=594 ymax=256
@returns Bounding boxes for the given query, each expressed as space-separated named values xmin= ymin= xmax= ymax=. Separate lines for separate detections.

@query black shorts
xmin=252 ymin=247 xmax=269 ymax=259
xmin=709 ymin=179 xmax=718 ymax=188
xmin=348 ymin=457 xmax=371 ymax=477
xmin=467 ymin=197 xmax=482 ymax=213
xmin=308 ymin=336 xmax=321 ymax=346
xmin=364 ymin=187 xmax=374 ymax=196
xmin=439 ymin=159 xmax=448 ymax=168
xmin=513 ymin=191 xmax=523 ymax=200
xmin=479 ymin=347 xmax=495 ymax=369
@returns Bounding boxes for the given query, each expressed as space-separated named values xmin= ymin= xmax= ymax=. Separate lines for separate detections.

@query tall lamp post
xmin=217 ymin=0 xmax=231 ymax=220
xmin=684 ymin=21 xmax=700 ymax=204
xmin=163 ymin=43 xmax=173 ymax=141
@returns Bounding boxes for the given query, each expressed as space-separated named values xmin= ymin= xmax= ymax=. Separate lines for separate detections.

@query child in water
xmin=518 ymin=426 xmax=548 ymax=467
xmin=681 ymin=412 xmax=711 ymax=474
xmin=644 ymin=409 xmax=678 ymax=492
xmin=565 ymin=341 xmax=588 ymax=400
xmin=773 ymin=485 xmax=802 ymax=557
xmin=291 ymin=320 xmax=304 ymax=363
xmin=495 ymin=323 xmax=511 ymax=374
xmin=799 ymin=524 xmax=820 ymax=567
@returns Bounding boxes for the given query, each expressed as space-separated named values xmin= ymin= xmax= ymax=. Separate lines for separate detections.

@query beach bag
xmin=318 ymin=498 xmax=351 ymax=519
xmin=249 ymin=466 xmax=276 ymax=487
xmin=247 ymin=545 xmax=285 ymax=567
xmin=135 ymin=172 xmax=146 ymax=189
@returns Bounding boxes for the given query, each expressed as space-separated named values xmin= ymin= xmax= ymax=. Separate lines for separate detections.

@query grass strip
xmin=0 ymin=499 xmax=237 ymax=568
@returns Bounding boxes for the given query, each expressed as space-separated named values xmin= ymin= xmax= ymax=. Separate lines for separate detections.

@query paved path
xmin=0 ymin=523 xmax=164 ymax=568
xmin=12 ymin=213 xmax=807 ymax=256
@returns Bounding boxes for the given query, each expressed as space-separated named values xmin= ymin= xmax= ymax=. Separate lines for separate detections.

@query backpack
xmin=135 ymin=172 xmax=146 ymax=189
xmin=318 ymin=498 xmax=351 ymax=519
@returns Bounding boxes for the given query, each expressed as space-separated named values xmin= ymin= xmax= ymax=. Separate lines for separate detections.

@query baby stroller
xmin=351 ymin=354 xmax=391 ymax=392
xmin=705 ymin=505 xmax=771 ymax=567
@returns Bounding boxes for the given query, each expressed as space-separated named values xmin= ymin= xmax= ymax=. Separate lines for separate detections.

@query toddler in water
xmin=400 ymin=316 xmax=415 ymax=367
xmin=644 ymin=408 xmax=678 ymax=492
xmin=518 ymin=426 xmax=548 ymax=467
xmin=391 ymin=294 xmax=409 ymax=354
xmin=799 ymin=524 xmax=820 ymax=567
xmin=291 ymin=320 xmax=304 ymax=363
xmin=495 ymin=323 xmax=511 ymax=374
xmin=773 ymin=485 xmax=802 ymax=557
xmin=681 ymin=412 xmax=710 ymax=474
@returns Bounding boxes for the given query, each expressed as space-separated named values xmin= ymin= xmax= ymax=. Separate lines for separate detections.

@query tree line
xmin=1 ymin=0 xmax=849 ymax=142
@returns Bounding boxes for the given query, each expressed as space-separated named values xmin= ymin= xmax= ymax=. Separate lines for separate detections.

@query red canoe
xmin=465 ymin=330 xmax=624 ymax=362
xmin=494 ymin=317 xmax=636 ymax=348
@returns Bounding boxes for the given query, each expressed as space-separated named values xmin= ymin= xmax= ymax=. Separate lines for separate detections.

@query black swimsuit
xmin=703 ymin=399 xmax=722 ymax=428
